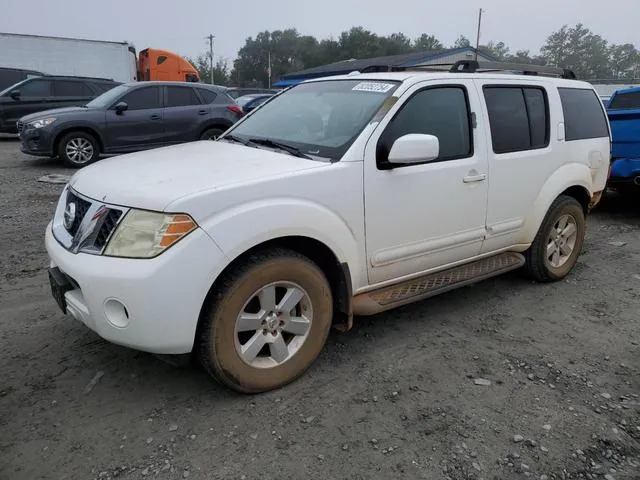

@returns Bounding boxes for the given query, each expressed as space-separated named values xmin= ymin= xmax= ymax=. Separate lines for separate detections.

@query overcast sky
xmin=1 ymin=0 xmax=638 ymax=63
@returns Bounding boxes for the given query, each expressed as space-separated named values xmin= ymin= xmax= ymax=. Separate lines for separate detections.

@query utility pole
xmin=206 ymin=34 xmax=215 ymax=84
xmin=475 ymin=8 xmax=484 ymax=61
xmin=267 ymin=51 xmax=272 ymax=88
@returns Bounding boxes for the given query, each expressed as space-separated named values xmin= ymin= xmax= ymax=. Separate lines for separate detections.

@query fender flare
xmin=518 ymin=163 xmax=593 ymax=243
xmin=198 ymin=197 xmax=364 ymax=289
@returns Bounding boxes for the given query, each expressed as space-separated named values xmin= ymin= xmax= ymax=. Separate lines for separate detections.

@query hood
xmin=21 ymin=106 xmax=90 ymax=122
xmin=70 ymin=140 xmax=327 ymax=211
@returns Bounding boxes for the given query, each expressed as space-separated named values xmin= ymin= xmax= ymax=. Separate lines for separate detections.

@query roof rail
xmin=43 ymin=74 xmax=117 ymax=82
xmin=392 ymin=60 xmax=576 ymax=79
xmin=449 ymin=60 xmax=576 ymax=79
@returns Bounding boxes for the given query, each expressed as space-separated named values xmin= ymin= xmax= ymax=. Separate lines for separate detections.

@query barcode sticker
xmin=352 ymin=82 xmax=396 ymax=93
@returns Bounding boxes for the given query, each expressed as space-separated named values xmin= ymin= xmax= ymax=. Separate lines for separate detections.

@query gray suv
xmin=18 ymin=81 xmax=243 ymax=167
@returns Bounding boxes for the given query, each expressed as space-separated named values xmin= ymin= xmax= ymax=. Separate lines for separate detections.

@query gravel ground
xmin=1 ymin=137 xmax=639 ymax=480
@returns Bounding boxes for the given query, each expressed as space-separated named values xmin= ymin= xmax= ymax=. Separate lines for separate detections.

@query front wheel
xmin=198 ymin=249 xmax=333 ymax=393
xmin=58 ymin=132 xmax=99 ymax=168
xmin=524 ymin=195 xmax=586 ymax=282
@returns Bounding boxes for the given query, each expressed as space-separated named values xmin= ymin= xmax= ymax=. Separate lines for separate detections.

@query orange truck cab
xmin=138 ymin=48 xmax=199 ymax=82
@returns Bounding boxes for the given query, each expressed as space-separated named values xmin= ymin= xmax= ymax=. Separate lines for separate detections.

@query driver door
xmin=364 ymin=79 xmax=489 ymax=284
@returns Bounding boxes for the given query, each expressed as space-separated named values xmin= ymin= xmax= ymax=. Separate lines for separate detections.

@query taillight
xmin=227 ymin=105 xmax=243 ymax=116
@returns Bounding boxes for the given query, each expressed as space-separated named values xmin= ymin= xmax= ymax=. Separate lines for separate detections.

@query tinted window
xmin=119 ymin=86 xmax=162 ymax=110
xmin=559 ymin=88 xmax=609 ymax=141
xmin=19 ymin=79 xmax=52 ymax=97
xmin=524 ymin=88 xmax=548 ymax=148
xmin=197 ymin=88 xmax=218 ymax=104
xmin=484 ymin=86 xmax=549 ymax=153
xmin=608 ymin=91 xmax=640 ymax=110
xmin=53 ymin=80 xmax=92 ymax=97
xmin=90 ymin=82 xmax=118 ymax=94
xmin=166 ymin=86 xmax=201 ymax=107
xmin=378 ymin=86 xmax=472 ymax=165
xmin=157 ymin=56 xmax=167 ymax=65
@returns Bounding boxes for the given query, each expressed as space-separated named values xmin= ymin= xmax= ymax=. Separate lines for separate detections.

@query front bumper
xmin=19 ymin=126 xmax=55 ymax=156
xmin=45 ymin=222 xmax=227 ymax=354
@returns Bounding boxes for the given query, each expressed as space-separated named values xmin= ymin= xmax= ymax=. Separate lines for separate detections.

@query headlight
xmin=104 ymin=210 xmax=197 ymax=258
xmin=28 ymin=117 xmax=56 ymax=129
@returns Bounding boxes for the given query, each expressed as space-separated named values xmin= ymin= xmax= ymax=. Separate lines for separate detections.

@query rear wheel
xmin=524 ymin=195 xmax=586 ymax=282
xmin=200 ymin=127 xmax=225 ymax=140
xmin=198 ymin=249 xmax=333 ymax=393
xmin=58 ymin=132 xmax=99 ymax=168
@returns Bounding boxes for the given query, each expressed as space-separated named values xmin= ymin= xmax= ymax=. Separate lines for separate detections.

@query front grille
xmin=94 ymin=209 xmax=122 ymax=250
xmin=16 ymin=121 xmax=24 ymax=134
xmin=65 ymin=190 xmax=91 ymax=236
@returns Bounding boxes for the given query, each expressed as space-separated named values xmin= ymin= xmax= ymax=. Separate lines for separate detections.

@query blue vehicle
xmin=606 ymin=87 xmax=640 ymax=193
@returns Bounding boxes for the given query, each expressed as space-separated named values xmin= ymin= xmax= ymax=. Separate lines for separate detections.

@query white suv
xmin=45 ymin=61 xmax=611 ymax=393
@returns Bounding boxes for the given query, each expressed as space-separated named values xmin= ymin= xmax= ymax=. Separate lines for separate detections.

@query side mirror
xmin=10 ymin=90 xmax=20 ymax=100
xmin=387 ymin=134 xmax=440 ymax=165
xmin=114 ymin=101 xmax=128 ymax=114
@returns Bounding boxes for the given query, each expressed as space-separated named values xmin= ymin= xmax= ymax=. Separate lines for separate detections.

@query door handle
xmin=150 ymin=114 xmax=161 ymax=120
xmin=463 ymin=173 xmax=487 ymax=183
xmin=198 ymin=110 xmax=207 ymax=115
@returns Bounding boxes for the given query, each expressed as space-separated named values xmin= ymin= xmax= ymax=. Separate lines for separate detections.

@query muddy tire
xmin=58 ymin=131 xmax=99 ymax=168
xmin=524 ymin=195 xmax=586 ymax=282
xmin=197 ymin=248 xmax=333 ymax=393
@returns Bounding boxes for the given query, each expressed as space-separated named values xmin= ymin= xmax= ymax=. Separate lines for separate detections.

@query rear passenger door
xmin=476 ymin=81 xmax=555 ymax=253
xmin=162 ymin=85 xmax=206 ymax=143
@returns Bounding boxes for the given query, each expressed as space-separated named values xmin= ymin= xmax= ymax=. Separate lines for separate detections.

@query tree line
xmin=186 ymin=24 xmax=640 ymax=87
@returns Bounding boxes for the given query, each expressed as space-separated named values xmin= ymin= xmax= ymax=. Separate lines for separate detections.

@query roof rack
xmin=42 ymin=74 xmax=117 ymax=82
xmin=449 ymin=60 xmax=576 ymax=79
xmin=393 ymin=60 xmax=576 ymax=80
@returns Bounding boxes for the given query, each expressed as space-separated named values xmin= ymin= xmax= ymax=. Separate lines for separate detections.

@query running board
xmin=353 ymin=252 xmax=525 ymax=316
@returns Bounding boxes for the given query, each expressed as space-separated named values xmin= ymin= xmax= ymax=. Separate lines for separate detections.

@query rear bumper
xmin=609 ymin=158 xmax=640 ymax=182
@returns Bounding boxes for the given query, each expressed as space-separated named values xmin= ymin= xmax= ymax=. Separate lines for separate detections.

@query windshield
xmin=0 ymin=78 xmax=32 ymax=97
xmin=225 ymin=79 xmax=400 ymax=161
xmin=236 ymin=95 xmax=259 ymax=107
xmin=85 ymin=84 xmax=132 ymax=108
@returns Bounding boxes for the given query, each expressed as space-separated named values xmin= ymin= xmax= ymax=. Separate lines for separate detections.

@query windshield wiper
xmin=220 ymin=134 xmax=252 ymax=146
xmin=247 ymin=138 xmax=313 ymax=159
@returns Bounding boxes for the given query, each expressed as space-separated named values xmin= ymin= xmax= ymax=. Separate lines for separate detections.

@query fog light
xmin=104 ymin=298 xmax=130 ymax=328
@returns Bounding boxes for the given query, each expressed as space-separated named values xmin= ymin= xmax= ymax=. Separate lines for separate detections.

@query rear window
xmin=197 ymin=88 xmax=218 ymax=104
xmin=53 ymin=80 xmax=93 ymax=97
xmin=608 ymin=91 xmax=640 ymax=110
xmin=483 ymin=86 xmax=549 ymax=154
xmin=558 ymin=88 xmax=609 ymax=141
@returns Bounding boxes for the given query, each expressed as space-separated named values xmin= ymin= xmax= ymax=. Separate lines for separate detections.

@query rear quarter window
xmin=558 ymin=88 xmax=609 ymax=141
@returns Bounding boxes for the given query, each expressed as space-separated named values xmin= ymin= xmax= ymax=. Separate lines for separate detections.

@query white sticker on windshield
xmin=352 ymin=82 xmax=395 ymax=93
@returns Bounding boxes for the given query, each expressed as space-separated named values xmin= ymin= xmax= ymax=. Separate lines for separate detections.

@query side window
xmin=483 ymin=86 xmax=549 ymax=154
xmin=89 ymin=82 xmax=117 ymax=94
xmin=608 ymin=91 xmax=640 ymax=110
xmin=119 ymin=86 xmax=162 ymax=110
xmin=377 ymin=86 xmax=472 ymax=166
xmin=166 ymin=86 xmax=202 ymax=107
xmin=19 ymin=79 xmax=52 ymax=97
xmin=53 ymin=80 xmax=92 ymax=97
xmin=157 ymin=56 xmax=167 ymax=65
xmin=558 ymin=88 xmax=609 ymax=141
xmin=197 ymin=88 xmax=218 ymax=104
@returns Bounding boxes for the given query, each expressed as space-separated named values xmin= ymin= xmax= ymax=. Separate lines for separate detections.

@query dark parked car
xmin=223 ymin=87 xmax=278 ymax=99
xmin=0 ymin=75 xmax=120 ymax=134
xmin=18 ymin=81 xmax=243 ymax=167
xmin=235 ymin=93 xmax=275 ymax=113
xmin=0 ymin=67 xmax=44 ymax=92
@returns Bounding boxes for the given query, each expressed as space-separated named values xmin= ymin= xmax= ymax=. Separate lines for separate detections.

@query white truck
xmin=0 ymin=32 xmax=137 ymax=83
xmin=45 ymin=61 xmax=611 ymax=393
